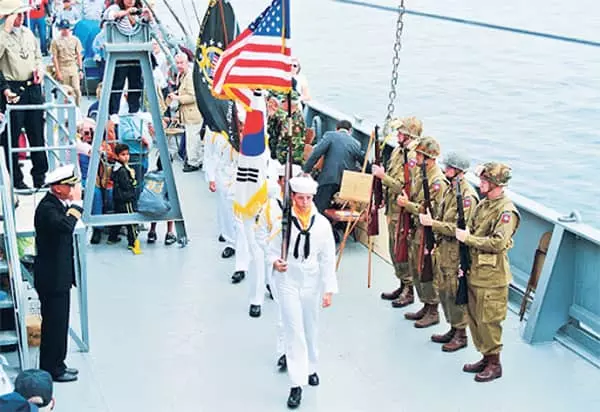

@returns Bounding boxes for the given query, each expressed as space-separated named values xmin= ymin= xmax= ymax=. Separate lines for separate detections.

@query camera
xmin=130 ymin=8 xmax=142 ymax=16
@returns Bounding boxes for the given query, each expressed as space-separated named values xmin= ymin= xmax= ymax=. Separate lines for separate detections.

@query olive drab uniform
xmin=430 ymin=177 xmax=479 ymax=349
xmin=404 ymin=164 xmax=447 ymax=302
xmin=276 ymin=108 xmax=306 ymax=165
xmin=464 ymin=194 xmax=519 ymax=354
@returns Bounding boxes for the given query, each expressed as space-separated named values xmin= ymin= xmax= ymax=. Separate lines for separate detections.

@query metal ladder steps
xmin=0 ymin=330 xmax=18 ymax=346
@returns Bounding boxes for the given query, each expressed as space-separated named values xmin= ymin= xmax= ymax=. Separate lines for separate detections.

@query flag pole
xmin=280 ymin=92 xmax=293 ymax=259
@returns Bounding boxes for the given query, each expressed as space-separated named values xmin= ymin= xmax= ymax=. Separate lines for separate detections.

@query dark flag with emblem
xmin=194 ymin=0 xmax=241 ymax=150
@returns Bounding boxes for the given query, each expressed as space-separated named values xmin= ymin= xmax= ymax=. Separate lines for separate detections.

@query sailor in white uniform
xmin=204 ymin=128 xmax=237 ymax=259
xmin=256 ymin=162 xmax=302 ymax=368
xmin=268 ymin=175 xmax=338 ymax=409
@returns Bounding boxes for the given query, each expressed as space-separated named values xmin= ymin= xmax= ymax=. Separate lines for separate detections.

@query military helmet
xmin=414 ymin=136 xmax=441 ymax=159
xmin=443 ymin=152 xmax=470 ymax=172
xmin=397 ymin=116 xmax=423 ymax=138
xmin=477 ymin=162 xmax=512 ymax=186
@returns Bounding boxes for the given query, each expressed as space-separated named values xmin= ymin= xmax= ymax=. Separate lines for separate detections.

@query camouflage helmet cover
xmin=477 ymin=162 xmax=512 ymax=186
xmin=443 ymin=152 xmax=470 ymax=171
xmin=415 ymin=136 xmax=441 ymax=159
xmin=397 ymin=116 xmax=423 ymax=138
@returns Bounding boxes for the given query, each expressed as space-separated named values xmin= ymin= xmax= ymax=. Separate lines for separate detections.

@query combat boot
xmin=404 ymin=303 xmax=427 ymax=320
xmin=392 ymin=286 xmax=414 ymax=308
xmin=381 ymin=282 xmax=404 ymax=300
xmin=414 ymin=304 xmax=439 ymax=328
xmin=463 ymin=355 xmax=488 ymax=373
xmin=431 ymin=327 xmax=455 ymax=344
xmin=475 ymin=354 xmax=502 ymax=382
xmin=442 ymin=328 xmax=468 ymax=352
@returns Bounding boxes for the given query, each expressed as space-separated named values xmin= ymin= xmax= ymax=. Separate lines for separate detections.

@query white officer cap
xmin=289 ymin=176 xmax=318 ymax=195
xmin=44 ymin=164 xmax=80 ymax=186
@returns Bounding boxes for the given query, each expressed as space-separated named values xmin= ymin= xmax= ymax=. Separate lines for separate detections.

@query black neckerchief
xmin=277 ymin=198 xmax=283 ymax=210
xmin=291 ymin=214 xmax=316 ymax=259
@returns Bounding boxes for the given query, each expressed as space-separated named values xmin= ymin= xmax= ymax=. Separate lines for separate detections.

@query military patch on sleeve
xmin=464 ymin=198 xmax=472 ymax=208
xmin=501 ymin=212 xmax=511 ymax=223
xmin=432 ymin=181 xmax=441 ymax=192
xmin=408 ymin=159 xmax=417 ymax=168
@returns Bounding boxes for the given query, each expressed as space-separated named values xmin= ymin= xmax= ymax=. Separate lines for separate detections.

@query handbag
xmin=137 ymin=171 xmax=171 ymax=217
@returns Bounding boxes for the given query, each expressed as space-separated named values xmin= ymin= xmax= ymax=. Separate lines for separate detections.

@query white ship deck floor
xmin=48 ymin=168 xmax=599 ymax=412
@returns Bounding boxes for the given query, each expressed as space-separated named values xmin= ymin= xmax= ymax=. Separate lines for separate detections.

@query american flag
xmin=211 ymin=0 xmax=292 ymax=110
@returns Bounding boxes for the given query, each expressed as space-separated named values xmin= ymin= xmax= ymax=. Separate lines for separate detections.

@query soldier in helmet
xmin=275 ymin=90 xmax=306 ymax=165
xmin=419 ymin=152 xmax=479 ymax=351
xmin=397 ymin=136 xmax=448 ymax=327
xmin=372 ymin=116 xmax=422 ymax=306
xmin=456 ymin=162 xmax=519 ymax=382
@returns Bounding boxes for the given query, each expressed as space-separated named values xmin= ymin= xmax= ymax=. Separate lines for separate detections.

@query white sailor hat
xmin=276 ymin=163 xmax=302 ymax=177
xmin=44 ymin=164 xmax=80 ymax=186
xmin=289 ymin=176 xmax=318 ymax=195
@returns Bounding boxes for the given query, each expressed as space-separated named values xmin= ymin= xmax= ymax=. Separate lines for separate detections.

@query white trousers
xmin=185 ymin=122 xmax=204 ymax=167
xmin=237 ymin=219 xmax=267 ymax=305
xmin=216 ymin=179 xmax=235 ymax=247
xmin=276 ymin=272 xmax=320 ymax=387
xmin=234 ymin=218 xmax=250 ymax=272
xmin=269 ymin=268 xmax=286 ymax=356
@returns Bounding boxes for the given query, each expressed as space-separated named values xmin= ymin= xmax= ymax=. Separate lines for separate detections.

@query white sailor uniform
xmin=267 ymin=203 xmax=338 ymax=387
xmin=204 ymin=130 xmax=237 ymax=248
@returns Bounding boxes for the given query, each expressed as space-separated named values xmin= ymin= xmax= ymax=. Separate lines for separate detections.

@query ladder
xmin=82 ymin=21 xmax=188 ymax=245
xmin=0 ymin=150 xmax=30 ymax=370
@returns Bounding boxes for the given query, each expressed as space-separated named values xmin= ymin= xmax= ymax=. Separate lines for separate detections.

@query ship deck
xmin=44 ymin=167 xmax=599 ymax=412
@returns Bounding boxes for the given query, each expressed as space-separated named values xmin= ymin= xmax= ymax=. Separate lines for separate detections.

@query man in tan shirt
xmin=0 ymin=5 xmax=48 ymax=189
xmin=167 ymin=53 xmax=204 ymax=173
xmin=50 ymin=19 xmax=83 ymax=105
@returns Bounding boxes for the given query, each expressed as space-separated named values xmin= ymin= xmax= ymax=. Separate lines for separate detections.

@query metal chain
xmin=385 ymin=0 xmax=406 ymax=125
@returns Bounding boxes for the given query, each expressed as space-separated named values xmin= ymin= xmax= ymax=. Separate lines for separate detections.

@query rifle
xmin=418 ymin=161 xmax=435 ymax=282
xmin=367 ymin=126 xmax=383 ymax=237
xmin=394 ymin=147 xmax=411 ymax=262
xmin=280 ymin=92 xmax=293 ymax=259
xmin=455 ymin=176 xmax=470 ymax=305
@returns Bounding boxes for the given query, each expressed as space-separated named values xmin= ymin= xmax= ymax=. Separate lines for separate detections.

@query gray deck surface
xmin=52 ymin=167 xmax=599 ymax=412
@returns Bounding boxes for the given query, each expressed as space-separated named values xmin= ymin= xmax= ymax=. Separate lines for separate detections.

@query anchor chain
xmin=384 ymin=0 xmax=406 ymax=127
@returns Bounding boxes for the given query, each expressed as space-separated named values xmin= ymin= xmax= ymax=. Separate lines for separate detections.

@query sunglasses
xmin=292 ymin=64 xmax=298 ymax=68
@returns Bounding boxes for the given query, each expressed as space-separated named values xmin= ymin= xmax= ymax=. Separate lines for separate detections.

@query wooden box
xmin=338 ymin=171 xmax=373 ymax=204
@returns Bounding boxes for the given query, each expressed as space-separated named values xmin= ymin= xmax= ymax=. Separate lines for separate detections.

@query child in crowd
xmin=50 ymin=19 xmax=83 ymax=105
xmin=109 ymin=143 xmax=141 ymax=254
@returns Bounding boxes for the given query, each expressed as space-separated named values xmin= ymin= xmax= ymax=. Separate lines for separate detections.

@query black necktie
xmin=292 ymin=215 xmax=315 ymax=259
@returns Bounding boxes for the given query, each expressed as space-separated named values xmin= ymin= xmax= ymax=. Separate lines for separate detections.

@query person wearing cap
xmin=54 ymin=0 xmax=81 ymax=27
xmin=0 ymin=2 xmax=49 ymax=190
xmin=204 ymin=128 xmax=238 ymax=261
xmin=14 ymin=369 xmax=55 ymax=410
xmin=372 ymin=116 xmax=422 ymax=307
xmin=397 ymin=136 xmax=448 ymax=328
xmin=268 ymin=175 xmax=337 ymax=409
xmin=50 ymin=18 xmax=83 ymax=105
xmin=419 ymin=152 xmax=479 ymax=352
xmin=167 ymin=52 xmax=204 ymax=173
xmin=455 ymin=162 xmax=520 ymax=382
xmin=34 ymin=164 xmax=83 ymax=382
xmin=303 ymin=119 xmax=365 ymax=213
xmin=275 ymin=90 xmax=306 ymax=166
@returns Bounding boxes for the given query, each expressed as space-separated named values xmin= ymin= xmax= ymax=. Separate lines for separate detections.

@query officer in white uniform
xmin=205 ymin=128 xmax=237 ymax=259
xmin=268 ymin=175 xmax=338 ymax=409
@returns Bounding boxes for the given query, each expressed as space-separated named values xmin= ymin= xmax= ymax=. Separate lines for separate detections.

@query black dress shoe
xmin=91 ymin=229 xmax=102 ymax=245
xmin=218 ymin=235 xmax=226 ymax=242
xmin=249 ymin=304 xmax=261 ymax=318
xmin=266 ymin=284 xmax=274 ymax=300
xmin=231 ymin=271 xmax=245 ymax=284
xmin=65 ymin=367 xmax=79 ymax=375
xmin=14 ymin=182 xmax=30 ymax=191
xmin=287 ymin=387 xmax=302 ymax=409
xmin=53 ymin=372 xmax=78 ymax=382
xmin=277 ymin=354 xmax=287 ymax=372
xmin=221 ymin=247 xmax=235 ymax=258
xmin=308 ymin=372 xmax=319 ymax=386
xmin=183 ymin=164 xmax=200 ymax=173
